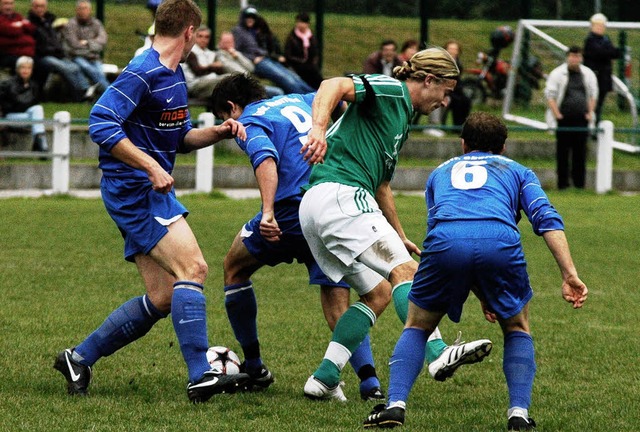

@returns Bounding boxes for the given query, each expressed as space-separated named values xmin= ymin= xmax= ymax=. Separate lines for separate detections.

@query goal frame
xmin=503 ymin=19 xmax=640 ymax=130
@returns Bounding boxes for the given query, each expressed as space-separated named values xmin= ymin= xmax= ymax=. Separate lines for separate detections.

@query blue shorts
xmin=242 ymin=200 xmax=348 ymax=288
xmin=101 ymin=176 xmax=188 ymax=262
xmin=409 ymin=221 xmax=533 ymax=322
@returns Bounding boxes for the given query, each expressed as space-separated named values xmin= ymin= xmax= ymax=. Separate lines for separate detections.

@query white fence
xmin=0 ymin=112 xmax=217 ymax=195
xmin=1 ymin=111 xmax=638 ymax=194
xmin=595 ymin=121 xmax=640 ymax=194
xmin=0 ymin=111 xmax=71 ymax=194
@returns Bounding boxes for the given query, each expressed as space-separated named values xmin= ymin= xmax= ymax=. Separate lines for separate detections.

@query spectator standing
xmin=0 ymin=56 xmax=48 ymax=152
xmin=363 ymin=39 xmax=402 ymax=76
xmin=441 ymin=39 xmax=471 ymax=128
xmin=232 ymin=6 xmax=313 ymax=94
xmin=28 ymin=0 xmax=96 ymax=102
xmin=284 ymin=12 xmax=323 ymax=89
xmin=182 ymin=25 xmax=225 ymax=100
xmin=0 ymin=0 xmax=37 ymax=72
xmin=363 ymin=112 xmax=588 ymax=430
xmin=63 ymin=0 xmax=110 ymax=93
xmin=52 ymin=0 xmax=250 ymax=402
xmin=216 ymin=31 xmax=283 ymax=98
xmin=545 ymin=46 xmax=598 ymax=190
xmin=583 ymin=13 xmax=621 ymax=125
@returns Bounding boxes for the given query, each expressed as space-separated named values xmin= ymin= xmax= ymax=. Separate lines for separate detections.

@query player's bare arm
xmin=542 ymin=230 xmax=588 ymax=308
xmin=375 ymin=181 xmax=421 ymax=256
xmin=182 ymin=118 xmax=247 ymax=151
xmin=110 ymin=138 xmax=174 ymax=194
xmin=255 ymin=158 xmax=281 ymax=242
xmin=302 ymin=77 xmax=356 ymax=164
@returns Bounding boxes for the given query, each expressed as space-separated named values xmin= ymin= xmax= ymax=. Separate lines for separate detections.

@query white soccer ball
xmin=206 ymin=346 xmax=241 ymax=375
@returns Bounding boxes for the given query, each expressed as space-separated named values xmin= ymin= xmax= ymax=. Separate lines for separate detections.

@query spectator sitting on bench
xmin=62 ymin=0 xmax=110 ymax=93
xmin=182 ymin=25 xmax=226 ymax=101
xmin=232 ymin=6 xmax=313 ymax=94
xmin=28 ymin=0 xmax=97 ymax=102
xmin=0 ymin=56 xmax=48 ymax=152
xmin=0 ymin=0 xmax=39 ymax=77
xmin=216 ymin=30 xmax=283 ymax=98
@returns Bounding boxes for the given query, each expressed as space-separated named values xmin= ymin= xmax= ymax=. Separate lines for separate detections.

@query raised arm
xmin=301 ymin=77 xmax=356 ymax=164
xmin=542 ymin=230 xmax=588 ymax=308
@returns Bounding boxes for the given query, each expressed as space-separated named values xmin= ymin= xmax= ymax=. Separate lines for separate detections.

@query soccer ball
xmin=206 ymin=346 xmax=241 ymax=375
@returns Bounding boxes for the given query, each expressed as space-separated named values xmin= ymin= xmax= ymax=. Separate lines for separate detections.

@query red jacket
xmin=0 ymin=12 xmax=36 ymax=57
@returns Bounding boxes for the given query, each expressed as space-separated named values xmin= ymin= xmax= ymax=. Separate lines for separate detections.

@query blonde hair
xmin=393 ymin=47 xmax=459 ymax=82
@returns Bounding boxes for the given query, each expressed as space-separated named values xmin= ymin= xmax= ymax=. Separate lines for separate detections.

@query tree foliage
xmin=217 ymin=0 xmax=640 ymax=21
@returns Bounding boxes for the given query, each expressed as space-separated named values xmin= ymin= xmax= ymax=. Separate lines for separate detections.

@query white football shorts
xmin=299 ymin=182 xmax=412 ymax=295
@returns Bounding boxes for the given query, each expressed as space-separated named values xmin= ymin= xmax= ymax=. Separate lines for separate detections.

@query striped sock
xmin=314 ymin=302 xmax=376 ymax=388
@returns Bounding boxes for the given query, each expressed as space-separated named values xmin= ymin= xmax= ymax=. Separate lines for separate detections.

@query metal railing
xmin=0 ymin=111 xmax=70 ymax=194
xmin=2 ymin=112 xmax=639 ymax=195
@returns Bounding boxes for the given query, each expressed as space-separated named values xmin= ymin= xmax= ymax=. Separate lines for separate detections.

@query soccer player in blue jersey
xmin=209 ymin=72 xmax=385 ymax=400
xmin=363 ymin=112 xmax=588 ymax=430
xmin=53 ymin=0 xmax=250 ymax=403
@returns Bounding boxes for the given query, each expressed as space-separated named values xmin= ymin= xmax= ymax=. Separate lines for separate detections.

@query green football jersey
xmin=307 ymin=74 xmax=414 ymax=196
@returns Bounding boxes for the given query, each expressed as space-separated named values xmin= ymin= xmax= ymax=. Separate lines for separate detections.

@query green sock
xmin=314 ymin=302 xmax=375 ymax=387
xmin=392 ymin=281 xmax=411 ymax=324
xmin=392 ymin=281 xmax=448 ymax=363
xmin=425 ymin=338 xmax=448 ymax=363
xmin=313 ymin=359 xmax=341 ymax=388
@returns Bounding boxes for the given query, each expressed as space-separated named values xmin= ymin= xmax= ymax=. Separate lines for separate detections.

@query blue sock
xmin=503 ymin=331 xmax=536 ymax=410
xmin=172 ymin=281 xmax=210 ymax=383
xmin=387 ymin=328 xmax=428 ymax=406
xmin=224 ymin=281 xmax=261 ymax=371
xmin=74 ymin=295 xmax=166 ymax=366
xmin=349 ymin=334 xmax=380 ymax=393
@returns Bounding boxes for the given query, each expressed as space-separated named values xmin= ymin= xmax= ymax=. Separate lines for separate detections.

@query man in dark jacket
xmin=583 ymin=13 xmax=621 ymax=124
xmin=363 ymin=39 xmax=402 ymax=76
xmin=28 ymin=0 xmax=96 ymax=101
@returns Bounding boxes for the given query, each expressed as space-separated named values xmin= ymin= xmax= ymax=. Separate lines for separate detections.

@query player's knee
xmin=362 ymin=283 xmax=392 ymax=316
xmin=148 ymin=291 xmax=172 ymax=314
xmin=388 ymin=261 xmax=418 ymax=286
xmin=185 ymin=258 xmax=208 ymax=283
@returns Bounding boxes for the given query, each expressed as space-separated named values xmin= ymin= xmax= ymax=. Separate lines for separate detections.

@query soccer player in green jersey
xmin=299 ymin=48 xmax=492 ymax=401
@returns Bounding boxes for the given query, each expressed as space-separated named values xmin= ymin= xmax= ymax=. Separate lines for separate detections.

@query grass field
xmin=0 ymin=192 xmax=639 ymax=431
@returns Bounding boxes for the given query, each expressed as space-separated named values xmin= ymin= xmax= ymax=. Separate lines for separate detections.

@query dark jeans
xmin=556 ymin=117 xmax=589 ymax=189
xmin=254 ymin=58 xmax=314 ymax=94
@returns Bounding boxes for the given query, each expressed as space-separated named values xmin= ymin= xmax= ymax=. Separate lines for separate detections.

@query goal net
xmin=502 ymin=19 xmax=640 ymax=132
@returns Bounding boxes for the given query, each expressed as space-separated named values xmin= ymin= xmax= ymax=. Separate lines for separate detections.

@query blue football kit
xmin=235 ymin=93 xmax=347 ymax=287
xmin=409 ymin=152 xmax=565 ymax=321
xmin=89 ymin=48 xmax=192 ymax=261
